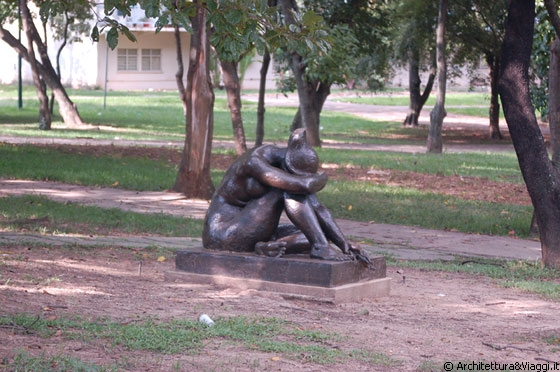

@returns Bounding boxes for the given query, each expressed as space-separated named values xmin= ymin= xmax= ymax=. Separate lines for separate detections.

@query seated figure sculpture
xmin=202 ymin=128 xmax=362 ymax=262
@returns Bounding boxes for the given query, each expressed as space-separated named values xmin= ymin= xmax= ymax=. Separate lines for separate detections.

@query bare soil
xmin=1 ymin=139 xmax=555 ymax=371
xmin=1 ymin=244 xmax=559 ymax=371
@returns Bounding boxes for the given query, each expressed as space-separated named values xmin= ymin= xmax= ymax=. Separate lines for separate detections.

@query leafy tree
xmin=208 ymin=0 xmax=273 ymax=155
xmin=100 ymin=0 xmax=329 ymax=197
xmin=530 ymin=3 xmax=553 ymax=122
xmin=390 ymin=0 xmax=438 ymax=127
xmin=543 ymin=0 xmax=560 ymax=167
xmin=22 ymin=0 xmax=51 ymax=130
xmin=427 ymin=0 xmax=448 ymax=153
xmin=531 ymin=0 xmax=560 ymax=165
xmin=498 ymin=0 xmax=560 ymax=268
xmin=392 ymin=0 xmax=509 ymax=137
xmin=275 ymin=0 xmax=389 ymax=147
xmin=0 ymin=0 xmax=87 ymax=129
xmin=449 ymin=0 xmax=508 ymax=140
xmin=45 ymin=0 xmax=91 ymax=115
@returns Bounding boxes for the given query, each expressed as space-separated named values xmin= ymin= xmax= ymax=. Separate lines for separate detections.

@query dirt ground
xmin=1 ymin=244 xmax=559 ymax=371
xmin=0 ymin=133 xmax=555 ymax=371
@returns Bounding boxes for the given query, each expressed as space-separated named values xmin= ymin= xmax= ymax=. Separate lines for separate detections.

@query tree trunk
xmin=499 ymin=0 xmax=560 ymax=269
xmin=220 ymin=59 xmax=247 ymax=155
xmin=21 ymin=0 xmax=50 ymax=130
xmin=549 ymin=38 xmax=560 ymax=166
xmin=173 ymin=2 xmax=215 ymax=199
xmin=290 ymin=81 xmax=331 ymax=140
xmin=487 ymin=54 xmax=503 ymax=139
xmin=255 ymin=49 xmax=271 ymax=147
xmin=173 ymin=24 xmax=187 ymax=116
xmin=278 ymin=0 xmax=321 ymax=147
xmin=1 ymin=2 xmax=86 ymax=128
xmin=403 ymin=47 xmax=436 ymax=126
xmin=50 ymin=10 xmax=69 ymax=115
xmin=427 ymin=0 xmax=448 ymax=153
xmin=290 ymin=52 xmax=321 ymax=146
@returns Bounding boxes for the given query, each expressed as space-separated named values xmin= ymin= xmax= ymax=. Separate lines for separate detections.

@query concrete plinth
xmin=167 ymin=248 xmax=391 ymax=303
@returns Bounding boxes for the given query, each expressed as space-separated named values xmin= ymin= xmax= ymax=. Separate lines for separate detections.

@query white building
xmin=0 ymin=4 xmax=486 ymax=92
xmin=0 ymin=5 xmax=192 ymax=91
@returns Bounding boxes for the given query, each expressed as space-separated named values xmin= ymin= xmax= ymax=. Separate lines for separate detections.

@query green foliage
xmin=97 ymin=0 xmax=331 ymax=66
xmin=0 ymin=0 xmax=18 ymax=24
xmin=447 ymin=0 xmax=508 ymax=64
xmin=531 ymin=2 xmax=556 ymax=120
xmin=389 ymin=0 xmax=438 ymax=66
xmin=275 ymin=0 xmax=390 ymax=90
xmin=207 ymin=0 xmax=271 ymax=61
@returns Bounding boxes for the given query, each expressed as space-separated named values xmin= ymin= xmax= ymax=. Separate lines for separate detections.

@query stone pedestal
xmin=167 ymin=248 xmax=390 ymax=303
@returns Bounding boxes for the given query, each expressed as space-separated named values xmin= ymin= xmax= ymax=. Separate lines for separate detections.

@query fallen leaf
xmin=271 ymin=356 xmax=280 ymax=361
xmin=157 ymin=256 xmax=166 ymax=262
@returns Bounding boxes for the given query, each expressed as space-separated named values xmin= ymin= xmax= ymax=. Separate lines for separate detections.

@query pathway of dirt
xmin=1 ymin=244 xmax=559 ymax=371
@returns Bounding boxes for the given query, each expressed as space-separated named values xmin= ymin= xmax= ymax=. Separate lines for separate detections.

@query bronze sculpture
xmin=202 ymin=128 xmax=369 ymax=264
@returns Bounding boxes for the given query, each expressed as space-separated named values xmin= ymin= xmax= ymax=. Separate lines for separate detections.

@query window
xmin=141 ymin=49 xmax=161 ymax=71
xmin=117 ymin=49 xmax=137 ymax=71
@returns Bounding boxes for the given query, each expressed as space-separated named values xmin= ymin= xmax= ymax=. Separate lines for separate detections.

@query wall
xmin=97 ymin=30 xmax=190 ymax=91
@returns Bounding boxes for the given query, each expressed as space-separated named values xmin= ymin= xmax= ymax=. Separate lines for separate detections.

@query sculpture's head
xmin=285 ymin=128 xmax=319 ymax=176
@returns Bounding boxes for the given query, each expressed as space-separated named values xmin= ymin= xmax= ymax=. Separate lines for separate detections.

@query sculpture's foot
xmin=255 ymin=241 xmax=287 ymax=258
xmin=310 ymin=245 xmax=353 ymax=261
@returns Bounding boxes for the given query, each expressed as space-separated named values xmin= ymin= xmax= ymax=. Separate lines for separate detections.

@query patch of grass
xmin=320 ymin=180 xmax=532 ymax=237
xmin=334 ymin=92 xmax=490 ymax=107
xmin=317 ymin=148 xmax=523 ymax=183
xmin=0 ymin=184 xmax=531 ymax=239
xmin=388 ymin=257 xmax=560 ymax=300
xmin=21 ymin=273 xmax=62 ymax=286
xmin=0 ymin=86 xmax=529 ymax=238
xmin=0 ymin=142 xmax=529 ymax=238
xmin=331 ymin=92 xmax=506 ymax=119
xmin=545 ymin=333 xmax=560 ymax=348
xmin=0 ymin=314 xmax=397 ymax=368
xmin=0 ymin=85 xmax=292 ymax=142
xmin=0 ymin=143 xmax=177 ymax=191
xmin=0 ymin=85 xmax=509 ymax=145
xmin=0 ymin=195 xmax=203 ymax=237
xmin=4 ymin=350 xmax=119 ymax=372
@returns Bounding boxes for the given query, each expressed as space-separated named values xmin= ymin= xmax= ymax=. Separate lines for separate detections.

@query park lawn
xmin=0 ymin=85 xmax=507 ymax=145
xmin=0 ymin=85 xmax=530 ymax=237
xmin=2 ymin=89 xmax=557 ymax=372
xmin=0 ymin=142 xmax=531 ymax=238
xmin=331 ymin=91 xmax=509 ymax=118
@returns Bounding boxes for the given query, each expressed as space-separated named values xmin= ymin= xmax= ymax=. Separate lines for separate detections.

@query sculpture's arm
xmin=244 ymin=146 xmax=327 ymax=194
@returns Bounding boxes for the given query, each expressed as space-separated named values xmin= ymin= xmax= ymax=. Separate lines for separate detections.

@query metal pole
xmin=103 ymin=39 xmax=109 ymax=109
